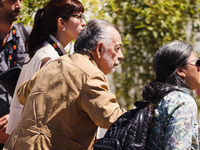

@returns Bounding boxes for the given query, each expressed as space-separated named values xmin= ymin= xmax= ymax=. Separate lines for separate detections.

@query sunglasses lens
xmin=196 ymin=60 xmax=200 ymax=67
xmin=80 ymin=14 xmax=84 ymax=19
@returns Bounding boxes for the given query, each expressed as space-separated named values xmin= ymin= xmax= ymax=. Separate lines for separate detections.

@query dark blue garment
xmin=0 ymin=23 xmax=30 ymax=118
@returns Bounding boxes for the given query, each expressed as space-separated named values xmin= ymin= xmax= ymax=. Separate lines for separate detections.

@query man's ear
xmin=95 ymin=42 xmax=103 ymax=59
xmin=176 ymin=66 xmax=186 ymax=78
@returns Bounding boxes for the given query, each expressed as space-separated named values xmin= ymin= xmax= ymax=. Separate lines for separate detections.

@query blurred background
xmin=18 ymin=0 xmax=200 ymax=121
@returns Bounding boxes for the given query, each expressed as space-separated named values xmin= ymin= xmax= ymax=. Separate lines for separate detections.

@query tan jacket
xmin=4 ymin=52 xmax=126 ymax=150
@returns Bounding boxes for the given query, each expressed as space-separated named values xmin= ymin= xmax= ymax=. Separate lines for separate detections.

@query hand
xmin=0 ymin=132 xmax=9 ymax=144
xmin=0 ymin=114 xmax=9 ymax=133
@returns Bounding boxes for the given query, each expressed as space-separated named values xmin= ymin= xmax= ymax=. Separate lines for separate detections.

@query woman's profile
xmin=143 ymin=41 xmax=200 ymax=149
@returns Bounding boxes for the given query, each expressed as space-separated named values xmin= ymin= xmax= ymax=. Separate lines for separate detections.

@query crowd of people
xmin=0 ymin=0 xmax=200 ymax=149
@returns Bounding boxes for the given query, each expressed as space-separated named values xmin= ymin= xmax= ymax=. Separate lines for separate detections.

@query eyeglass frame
xmin=187 ymin=57 xmax=200 ymax=67
xmin=71 ymin=14 xmax=85 ymax=21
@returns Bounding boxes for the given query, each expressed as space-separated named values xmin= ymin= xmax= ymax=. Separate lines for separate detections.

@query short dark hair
xmin=153 ymin=40 xmax=192 ymax=87
xmin=74 ymin=19 xmax=119 ymax=53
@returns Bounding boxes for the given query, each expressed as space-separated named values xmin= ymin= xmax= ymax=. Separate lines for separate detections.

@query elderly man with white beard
xmin=4 ymin=19 xmax=126 ymax=150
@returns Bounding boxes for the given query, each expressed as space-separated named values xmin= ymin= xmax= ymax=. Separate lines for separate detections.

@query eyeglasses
xmin=187 ymin=57 xmax=200 ymax=67
xmin=71 ymin=14 xmax=85 ymax=21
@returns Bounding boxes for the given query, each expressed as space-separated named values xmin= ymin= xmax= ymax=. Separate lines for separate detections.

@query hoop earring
xmin=62 ymin=28 xmax=66 ymax=31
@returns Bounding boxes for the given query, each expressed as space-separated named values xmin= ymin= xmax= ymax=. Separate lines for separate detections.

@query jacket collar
xmin=77 ymin=51 xmax=98 ymax=68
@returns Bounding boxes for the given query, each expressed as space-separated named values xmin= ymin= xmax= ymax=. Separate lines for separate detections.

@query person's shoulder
xmin=156 ymin=89 xmax=196 ymax=118
xmin=14 ymin=23 xmax=32 ymax=36
xmin=167 ymin=89 xmax=193 ymax=102
xmin=71 ymin=53 xmax=103 ymax=75
xmin=161 ymin=89 xmax=196 ymax=110
xmin=23 ymin=25 xmax=32 ymax=35
xmin=36 ymin=42 xmax=58 ymax=55
xmin=31 ymin=42 xmax=60 ymax=62
xmin=58 ymin=53 xmax=104 ymax=77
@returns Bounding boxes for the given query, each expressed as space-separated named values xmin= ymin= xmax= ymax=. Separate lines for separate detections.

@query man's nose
xmin=15 ymin=0 xmax=22 ymax=9
xmin=118 ymin=50 xmax=124 ymax=60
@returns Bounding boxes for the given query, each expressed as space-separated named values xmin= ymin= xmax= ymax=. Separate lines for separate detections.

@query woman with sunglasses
xmin=142 ymin=41 xmax=200 ymax=149
xmin=6 ymin=0 xmax=86 ymax=136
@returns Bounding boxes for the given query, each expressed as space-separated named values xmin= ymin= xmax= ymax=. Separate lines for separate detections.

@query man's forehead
xmin=107 ymin=26 xmax=119 ymax=34
xmin=1 ymin=0 xmax=9 ymax=2
xmin=1 ymin=0 xmax=11 ymax=4
xmin=110 ymin=31 xmax=122 ymax=45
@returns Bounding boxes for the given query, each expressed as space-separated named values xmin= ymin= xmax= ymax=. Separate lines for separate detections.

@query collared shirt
xmin=49 ymin=34 xmax=66 ymax=55
xmin=147 ymin=87 xmax=199 ymax=150
xmin=0 ymin=23 xmax=28 ymax=117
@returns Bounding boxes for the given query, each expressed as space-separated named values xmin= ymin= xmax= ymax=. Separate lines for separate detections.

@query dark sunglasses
xmin=187 ymin=57 xmax=200 ymax=67
xmin=71 ymin=14 xmax=85 ymax=20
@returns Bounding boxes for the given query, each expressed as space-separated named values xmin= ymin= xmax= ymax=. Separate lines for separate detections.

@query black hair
xmin=142 ymin=41 xmax=193 ymax=101
xmin=153 ymin=41 xmax=192 ymax=85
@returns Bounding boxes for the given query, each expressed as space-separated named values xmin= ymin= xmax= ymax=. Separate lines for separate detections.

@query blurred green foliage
xmin=17 ymin=0 xmax=110 ymax=25
xmin=17 ymin=0 xmax=49 ymax=25
xmin=108 ymin=0 xmax=200 ymax=109
xmin=17 ymin=0 xmax=200 ymax=110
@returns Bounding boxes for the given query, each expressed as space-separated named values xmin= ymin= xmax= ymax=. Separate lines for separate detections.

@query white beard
xmin=111 ymin=60 xmax=120 ymax=73
xmin=102 ymin=52 xmax=120 ymax=73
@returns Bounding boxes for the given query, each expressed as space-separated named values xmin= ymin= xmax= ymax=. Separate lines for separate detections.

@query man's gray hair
xmin=74 ymin=19 xmax=119 ymax=53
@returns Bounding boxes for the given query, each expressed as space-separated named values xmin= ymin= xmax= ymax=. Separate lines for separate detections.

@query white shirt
xmin=6 ymin=35 xmax=66 ymax=134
